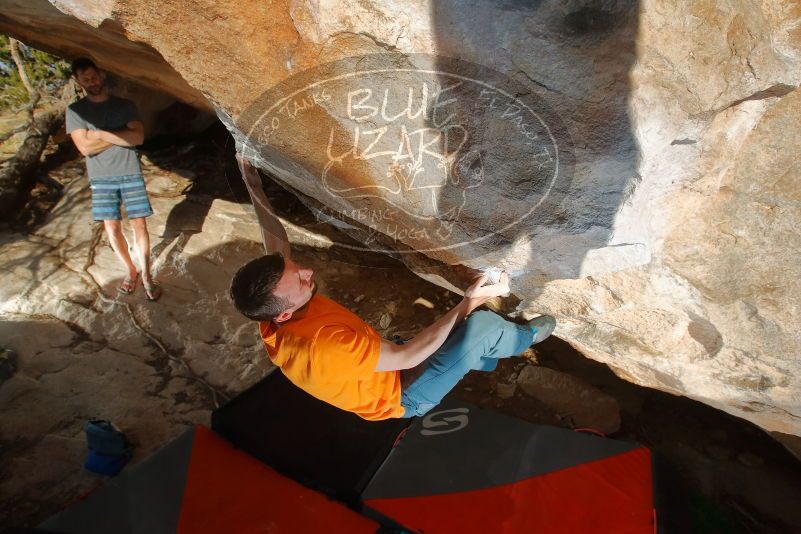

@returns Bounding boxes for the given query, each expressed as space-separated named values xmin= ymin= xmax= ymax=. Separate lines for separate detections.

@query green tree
xmin=0 ymin=35 xmax=69 ymax=111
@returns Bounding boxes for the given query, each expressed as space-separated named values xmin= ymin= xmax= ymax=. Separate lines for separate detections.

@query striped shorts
xmin=89 ymin=174 xmax=154 ymax=221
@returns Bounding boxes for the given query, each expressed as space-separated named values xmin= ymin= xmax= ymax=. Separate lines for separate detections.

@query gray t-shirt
xmin=66 ymin=96 xmax=142 ymax=179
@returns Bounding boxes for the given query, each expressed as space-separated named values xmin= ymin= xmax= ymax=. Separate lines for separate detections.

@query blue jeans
xmin=399 ymin=310 xmax=533 ymax=418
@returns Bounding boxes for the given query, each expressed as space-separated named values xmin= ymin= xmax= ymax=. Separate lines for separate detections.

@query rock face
xmin=0 ymin=0 xmax=208 ymax=111
xmin=0 ymin=0 xmax=800 ymax=436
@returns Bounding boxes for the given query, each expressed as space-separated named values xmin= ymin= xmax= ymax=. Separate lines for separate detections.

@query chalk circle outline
xmin=236 ymin=53 xmax=573 ymax=256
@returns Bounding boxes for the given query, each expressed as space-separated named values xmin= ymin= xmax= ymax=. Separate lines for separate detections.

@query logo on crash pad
xmin=420 ymin=407 xmax=470 ymax=436
xmin=235 ymin=54 xmax=573 ymax=260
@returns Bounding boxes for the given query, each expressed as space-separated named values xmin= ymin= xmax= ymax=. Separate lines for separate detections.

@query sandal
xmin=142 ymin=279 xmax=163 ymax=302
xmin=118 ymin=274 xmax=138 ymax=295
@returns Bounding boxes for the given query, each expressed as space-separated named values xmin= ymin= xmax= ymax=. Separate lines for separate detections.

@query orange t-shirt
xmin=259 ymin=294 xmax=404 ymax=420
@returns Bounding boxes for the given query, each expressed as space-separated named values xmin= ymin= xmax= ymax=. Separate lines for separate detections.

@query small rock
xmin=496 ymin=382 xmax=517 ymax=399
xmin=413 ymin=297 xmax=434 ymax=309
xmin=379 ymin=313 xmax=392 ymax=329
xmin=354 ymin=294 xmax=365 ymax=303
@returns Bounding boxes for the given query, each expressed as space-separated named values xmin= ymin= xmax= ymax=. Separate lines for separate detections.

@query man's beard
xmin=86 ymin=86 xmax=104 ymax=96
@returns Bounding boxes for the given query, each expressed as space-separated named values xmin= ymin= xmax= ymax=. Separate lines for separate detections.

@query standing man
xmin=66 ymin=57 xmax=161 ymax=300
xmin=229 ymin=154 xmax=556 ymax=420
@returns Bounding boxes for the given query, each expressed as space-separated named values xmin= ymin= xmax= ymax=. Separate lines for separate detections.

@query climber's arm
xmin=376 ymin=273 xmax=511 ymax=371
xmin=236 ymin=154 xmax=291 ymax=259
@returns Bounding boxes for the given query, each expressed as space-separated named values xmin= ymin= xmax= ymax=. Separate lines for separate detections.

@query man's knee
xmin=129 ymin=217 xmax=148 ymax=233
xmin=462 ymin=310 xmax=518 ymax=354
xmin=450 ymin=311 xmax=504 ymax=363
xmin=103 ymin=219 xmax=123 ymax=236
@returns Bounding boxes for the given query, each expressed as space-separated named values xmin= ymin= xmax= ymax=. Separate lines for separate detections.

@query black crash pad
xmin=211 ymin=369 xmax=410 ymax=503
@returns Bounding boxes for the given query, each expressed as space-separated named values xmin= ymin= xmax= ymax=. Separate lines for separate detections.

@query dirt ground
xmin=1 ymin=125 xmax=800 ymax=532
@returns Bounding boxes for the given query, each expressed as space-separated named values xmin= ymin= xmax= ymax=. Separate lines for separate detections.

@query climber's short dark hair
xmin=71 ymin=57 xmax=98 ymax=76
xmin=229 ymin=253 xmax=289 ymax=321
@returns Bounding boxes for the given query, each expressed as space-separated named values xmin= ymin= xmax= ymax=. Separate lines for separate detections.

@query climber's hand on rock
xmin=462 ymin=272 xmax=510 ymax=314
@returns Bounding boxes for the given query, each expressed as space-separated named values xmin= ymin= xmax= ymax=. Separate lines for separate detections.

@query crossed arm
xmin=234 ymin=153 xmax=510 ymax=372
xmin=70 ymin=120 xmax=144 ymax=157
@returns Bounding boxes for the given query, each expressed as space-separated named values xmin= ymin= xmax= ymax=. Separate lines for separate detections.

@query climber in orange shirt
xmin=229 ymin=153 xmax=556 ymax=420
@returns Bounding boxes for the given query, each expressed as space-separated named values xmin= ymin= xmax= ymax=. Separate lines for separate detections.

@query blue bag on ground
xmin=83 ymin=420 xmax=132 ymax=476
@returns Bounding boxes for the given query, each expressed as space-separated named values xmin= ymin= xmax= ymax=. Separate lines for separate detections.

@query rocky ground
xmin=1 ymin=126 xmax=800 ymax=532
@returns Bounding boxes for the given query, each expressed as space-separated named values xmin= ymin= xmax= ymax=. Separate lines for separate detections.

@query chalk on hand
xmin=481 ymin=268 xmax=512 ymax=297
xmin=483 ymin=267 xmax=503 ymax=284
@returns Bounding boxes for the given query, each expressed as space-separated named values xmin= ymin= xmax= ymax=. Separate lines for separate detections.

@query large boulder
xmin=0 ymin=0 xmax=208 ymax=110
xmin=1 ymin=0 xmax=800 ymax=437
